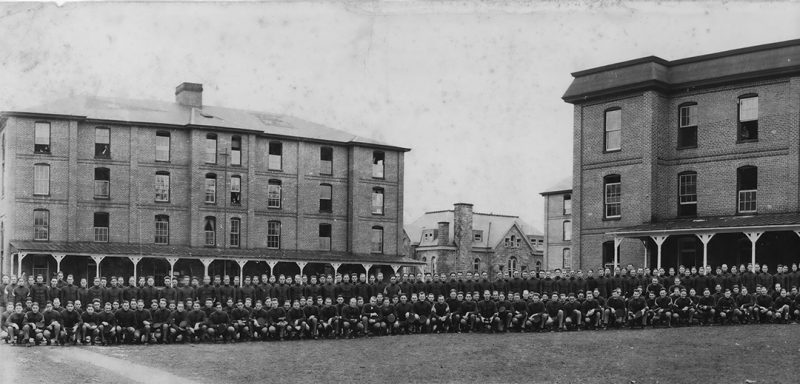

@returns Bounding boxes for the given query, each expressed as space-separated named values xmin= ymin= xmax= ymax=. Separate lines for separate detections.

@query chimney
xmin=453 ymin=203 xmax=474 ymax=272
xmin=437 ymin=222 xmax=450 ymax=246
xmin=175 ymin=82 xmax=203 ymax=108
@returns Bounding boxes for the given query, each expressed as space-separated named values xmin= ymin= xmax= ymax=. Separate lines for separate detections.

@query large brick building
xmin=405 ymin=203 xmax=543 ymax=275
xmin=0 ymin=82 xmax=421 ymax=281
xmin=563 ymin=40 xmax=800 ymax=271
xmin=540 ymin=178 xmax=572 ymax=270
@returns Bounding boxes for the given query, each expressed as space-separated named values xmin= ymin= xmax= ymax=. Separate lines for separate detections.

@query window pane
xmin=95 ymin=128 xmax=110 ymax=144
xmin=205 ymin=136 xmax=217 ymax=163
xmin=267 ymin=181 xmax=281 ymax=208
xmin=155 ymin=133 xmax=170 ymax=161
xmin=739 ymin=97 xmax=758 ymax=122
xmin=230 ymin=177 xmax=241 ymax=192
xmin=563 ymin=221 xmax=571 ymax=241
xmin=267 ymin=221 xmax=281 ymax=249
xmin=268 ymin=142 xmax=282 ymax=170
xmin=372 ymin=189 xmax=384 ymax=215
xmin=679 ymin=105 xmax=697 ymax=127
xmin=371 ymin=227 xmax=383 ymax=253
xmin=230 ymin=218 xmax=240 ymax=247
xmin=605 ymin=110 xmax=621 ymax=151
xmin=155 ymin=216 xmax=169 ymax=244
xmin=205 ymin=177 xmax=216 ymax=203
xmin=205 ymin=217 xmax=216 ymax=246
xmin=563 ymin=195 xmax=572 ymax=215
xmin=563 ymin=249 xmax=571 ymax=269
xmin=155 ymin=174 xmax=170 ymax=201
xmin=679 ymin=174 xmax=697 ymax=203
xmin=34 ymin=123 xmax=51 ymax=154
xmin=605 ymin=181 xmax=621 ymax=218
xmin=33 ymin=210 xmax=49 ymax=240
xmin=605 ymin=130 xmax=621 ymax=151
xmin=34 ymin=164 xmax=49 ymax=195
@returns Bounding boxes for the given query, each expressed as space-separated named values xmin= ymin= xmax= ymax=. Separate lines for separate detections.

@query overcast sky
xmin=2 ymin=1 xmax=799 ymax=230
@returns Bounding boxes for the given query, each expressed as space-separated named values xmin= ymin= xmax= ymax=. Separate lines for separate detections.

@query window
xmin=230 ymin=176 xmax=241 ymax=205
xmin=562 ymin=249 xmax=572 ymax=270
xmin=204 ymin=216 xmax=216 ymax=246
xmin=473 ymin=258 xmax=480 ymax=272
xmin=678 ymin=103 xmax=698 ymax=148
xmin=229 ymin=218 xmax=241 ymax=248
xmin=205 ymin=134 xmax=217 ymax=164
xmin=34 ymin=122 xmax=51 ymax=154
xmin=737 ymin=166 xmax=757 ymax=213
xmin=371 ymin=226 xmax=383 ymax=254
xmin=94 ymin=212 xmax=109 ymax=242
xmin=372 ymin=151 xmax=385 ymax=179
xmin=319 ymin=223 xmax=332 ymax=251
xmin=154 ymin=215 xmax=169 ymax=245
xmin=604 ymin=109 xmax=621 ymax=152
xmin=737 ymin=95 xmax=759 ymax=142
xmin=155 ymin=131 xmax=170 ymax=161
xmin=33 ymin=209 xmax=49 ymax=241
xmin=319 ymin=184 xmax=332 ymax=212
xmin=231 ymin=136 xmax=241 ymax=166
xmin=563 ymin=194 xmax=572 ymax=215
xmin=267 ymin=221 xmax=281 ymax=249
xmin=604 ymin=174 xmax=621 ymax=219
xmin=372 ymin=187 xmax=384 ymax=215
xmin=95 ymin=127 xmax=110 ymax=158
xmin=94 ymin=168 xmax=110 ymax=198
xmin=33 ymin=164 xmax=50 ymax=195
xmin=423 ymin=229 xmax=438 ymax=243
xmin=267 ymin=179 xmax=282 ymax=208
xmin=678 ymin=171 xmax=697 ymax=217
xmin=430 ymin=256 xmax=437 ymax=274
xmin=504 ymin=237 xmax=510 ymax=247
xmin=268 ymin=142 xmax=282 ymax=170
xmin=155 ymin=172 xmax=170 ymax=202
xmin=563 ymin=220 xmax=572 ymax=241
xmin=508 ymin=256 xmax=517 ymax=273
xmin=204 ymin=174 xmax=216 ymax=204
xmin=602 ymin=241 xmax=615 ymax=267
xmin=320 ymin=147 xmax=333 ymax=175
xmin=473 ymin=230 xmax=483 ymax=242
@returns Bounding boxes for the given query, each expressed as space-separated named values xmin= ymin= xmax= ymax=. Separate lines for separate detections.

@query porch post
xmin=650 ymin=235 xmax=668 ymax=270
xmin=331 ymin=263 xmax=341 ymax=275
xmin=200 ymin=258 xmax=214 ymax=278
xmin=363 ymin=263 xmax=373 ymax=275
xmin=390 ymin=264 xmax=401 ymax=276
xmin=128 ymin=256 xmax=143 ymax=281
xmin=266 ymin=260 xmax=278 ymax=277
xmin=52 ymin=253 xmax=66 ymax=273
xmin=296 ymin=261 xmax=308 ymax=282
xmin=91 ymin=255 xmax=105 ymax=278
xmin=744 ymin=232 xmax=763 ymax=270
xmin=236 ymin=259 xmax=248 ymax=286
xmin=696 ymin=233 xmax=715 ymax=270
xmin=613 ymin=237 xmax=622 ymax=271
xmin=17 ymin=253 xmax=27 ymax=277
xmin=166 ymin=257 xmax=179 ymax=280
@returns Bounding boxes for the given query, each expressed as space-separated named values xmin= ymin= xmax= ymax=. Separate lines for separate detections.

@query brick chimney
xmin=175 ymin=82 xmax=203 ymax=108
xmin=453 ymin=203 xmax=474 ymax=272
xmin=437 ymin=222 xmax=450 ymax=246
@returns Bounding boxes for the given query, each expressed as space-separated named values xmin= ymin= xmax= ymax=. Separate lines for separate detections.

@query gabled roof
xmin=405 ymin=210 xmax=542 ymax=249
xmin=540 ymin=177 xmax=573 ymax=196
xmin=3 ymin=95 xmax=409 ymax=151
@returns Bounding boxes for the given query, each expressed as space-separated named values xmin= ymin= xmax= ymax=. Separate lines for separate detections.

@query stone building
xmin=540 ymin=178 xmax=572 ymax=270
xmin=0 ymin=82 xmax=422 ymax=281
xmin=405 ymin=203 xmax=543 ymax=275
xmin=562 ymin=39 xmax=800 ymax=271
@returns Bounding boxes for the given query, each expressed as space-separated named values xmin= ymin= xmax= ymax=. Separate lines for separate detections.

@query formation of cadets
xmin=2 ymin=261 xmax=800 ymax=347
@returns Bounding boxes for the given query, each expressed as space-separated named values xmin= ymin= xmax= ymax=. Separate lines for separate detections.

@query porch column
xmin=296 ymin=262 xmax=308 ymax=282
xmin=362 ymin=263 xmax=373 ymax=275
xmin=128 ymin=256 xmax=142 ymax=281
xmin=744 ymin=232 xmax=763 ymax=269
xmin=696 ymin=233 xmax=715 ymax=270
xmin=52 ymin=253 xmax=66 ymax=273
xmin=166 ymin=257 xmax=179 ymax=280
xmin=17 ymin=253 xmax=27 ymax=277
xmin=266 ymin=261 xmax=278 ymax=276
xmin=236 ymin=259 xmax=248 ymax=286
xmin=390 ymin=264 xmax=401 ymax=276
xmin=200 ymin=258 xmax=214 ymax=278
xmin=331 ymin=263 xmax=341 ymax=275
xmin=650 ymin=235 xmax=668 ymax=270
xmin=613 ymin=237 xmax=623 ymax=271
xmin=91 ymin=255 xmax=105 ymax=278
xmin=640 ymin=240 xmax=648 ymax=269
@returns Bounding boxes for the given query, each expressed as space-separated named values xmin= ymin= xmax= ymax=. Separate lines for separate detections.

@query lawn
xmin=2 ymin=324 xmax=799 ymax=383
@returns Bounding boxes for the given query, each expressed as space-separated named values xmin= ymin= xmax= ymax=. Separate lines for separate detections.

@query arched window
xmin=737 ymin=166 xmax=757 ymax=213
xmin=430 ymin=256 xmax=437 ymax=274
xmin=563 ymin=220 xmax=572 ymax=241
xmin=604 ymin=174 xmax=621 ymax=218
xmin=154 ymin=215 xmax=169 ymax=245
xmin=204 ymin=216 xmax=216 ymax=246
xmin=155 ymin=171 xmax=170 ymax=202
xmin=267 ymin=179 xmax=282 ymax=208
xmin=604 ymin=108 xmax=621 ymax=151
xmin=33 ymin=209 xmax=49 ymax=241
xmin=562 ymin=248 xmax=572 ymax=270
xmin=677 ymin=102 xmax=698 ymax=148
xmin=678 ymin=171 xmax=697 ymax=217
xmin=204 ymin=173 xmax=216 ymax=204
xmin=371 ymin=226 xmax=384 ymax=254
xmin=205 ymin=133 xmax=217 ymax=164
xmin=94 ymin=212 xmax=109 ymax=242
xmin=508 ymin=256 xmax=517 ymax=273
xmin=473 ymin=258 xmax=481 ymax=272
xmin=230 ymin=175 xmax=241 ymax=205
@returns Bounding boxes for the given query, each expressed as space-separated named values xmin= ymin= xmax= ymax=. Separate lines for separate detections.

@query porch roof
xmin=9 ymin=241 xmax=424 ymax=266
xmin=607 ymin=212 xmax=800 ymax=237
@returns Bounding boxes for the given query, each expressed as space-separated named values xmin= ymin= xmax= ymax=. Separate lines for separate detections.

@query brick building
xmin=540 ymin=178 xmax=572 ymax=271
xmin=563 ymin=40 xmax=800 ymax=271
xmin=405 ymin=203 xmax=543 ymax=275
xmin=0 ymin=82 xmax=422 ymax=282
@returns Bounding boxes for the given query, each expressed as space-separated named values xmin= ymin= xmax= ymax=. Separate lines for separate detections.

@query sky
xmin=1 ymin=1 xmax=799 ymax=230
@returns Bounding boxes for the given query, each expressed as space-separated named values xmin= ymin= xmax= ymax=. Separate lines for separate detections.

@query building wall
xmin=490 ymin=225 xmax=541 ymax=275
xmin=543 ymin=192 xmax=571 ymax=270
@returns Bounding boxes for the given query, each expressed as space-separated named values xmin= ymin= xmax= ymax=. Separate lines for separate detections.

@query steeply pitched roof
xmin=405 ymin=210 xmax=542 ymax=249
xmin=3 ymin=95 xmax=409 ymax=151
xmin=540 ymin=177 xmax=572 ymax=196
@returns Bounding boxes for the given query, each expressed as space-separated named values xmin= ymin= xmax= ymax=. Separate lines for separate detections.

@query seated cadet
xmin=61 ymin=301 xmax=82 ymax=345
xmin=319 ymin=297 xmax=339 ymax=339
xmin=696 ymin=288 xmax=716 ymax=326
xmin=563 ymin=293 xmax=582 ymax=330
xmin=496 ymin=292 xmax=513 ymax=332
xmin=133 ymin=299 xmax=152 ymax=344
xmin=6 ymin=303 xmax=26 ymax=344
xmin=394 ymin=294 xmax=413 ymax=335
xmin=379 ymin=296 xmax=396 ymax=336
xmin=446 ymin=291 xmax=462 ymax=333
xmin=644 ymin=291 xmax=657 ymax=326
xmin=581 ymin=290 xmax=601 ymax=330
xmin=114 ymin=300 xmax=137 ymax=344
xmin=508 ymin=293 xmax=527 ymax=332
xmin=361 ymin=296 xmax=381 ymax=337
xmin=603 ymin=289 xmax=626 ymax=329
xmin=735 ymin=287 xmax=755 ymax=324
xmin=97 ymin=301 xmax=117 ymax=345
xmin=0 ymin=303 xmax=13 ymax=342
xmin=267 ymin=298 xmax=288 ymax=341
xmin=626 ymin=289 xmax=647 ymax=328
xmin=341 ymin=297 xmax=362 ymax=339
xmin=303 ymin=297 xmax=321 ymax=339
xmin=207 ymin=302 xmax=234 ymax=343
xmin=459 ymin=293 xmax=478 ymax=333
xmin=248 ymin=301 xmax=269 ymax=340
xmin=431 ymin=294 xmax=450 ymax=334
xmin=544 ymin=293 xmax=564 ymax=332
xmin=80 ymin=303 xmax=100 ymax=345
xmin=185 ymin=302 xmax=207 ymax=343
xmin=23 ymin=302 xmax=46 ymax=347
xmin=168 ymin=301 xmax=188 ymax=343
xmin=287 ymin=300 xmax=308 ymax=340
xmin=474 ymin=290 xmax=497 ymax=333
xmin=526 ymin=293 xmax=546 ymax=332
xmin=230 ymin=300 xmax=252 ymax=341
xmin=772 ymin=288 xmax=792 ymax=323
xmin=42 ymin=301 xmax=63 ymax=345
xmin=673 ymin=289 xmax=694 ymax=326
xmin=654 ymin=289 xmax=673 ymax=327
xmin=754 ymin=286 xmax=774 ymax=324
xmin=412 ymin=293 xmax=432 ymax=334
xmin=716 ymin=289 xmax=736 ymax=325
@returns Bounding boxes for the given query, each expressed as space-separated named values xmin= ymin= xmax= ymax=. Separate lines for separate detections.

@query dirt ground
xmin=1 ymin=324 xmax=799 ymax=383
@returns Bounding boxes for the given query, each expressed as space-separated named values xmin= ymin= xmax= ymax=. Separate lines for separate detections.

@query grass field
xmin=2 ymin=324 xmax=799 ymax=383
